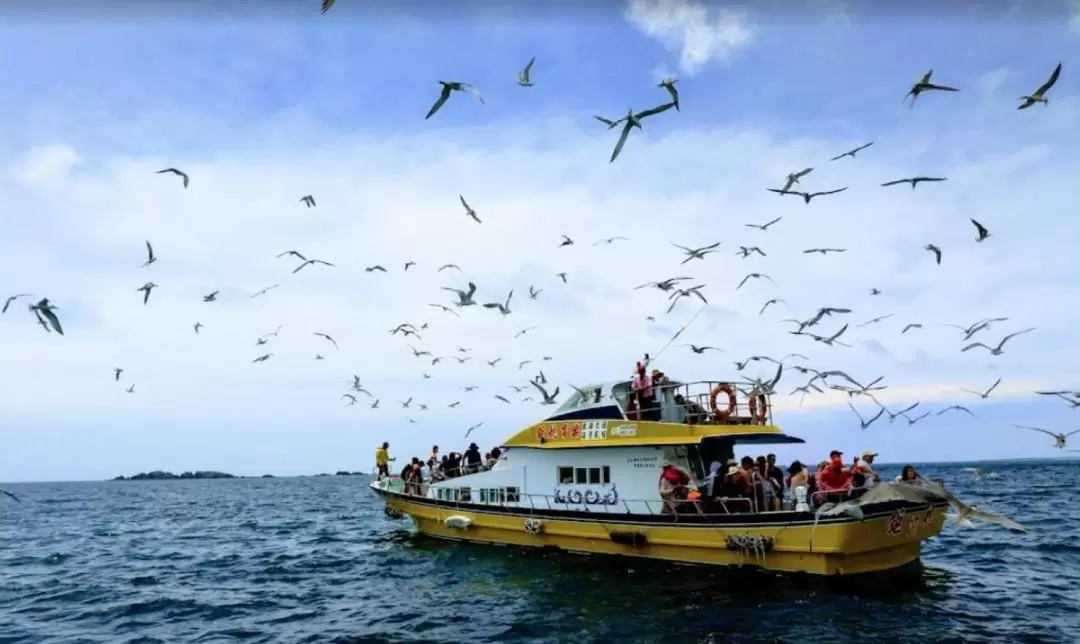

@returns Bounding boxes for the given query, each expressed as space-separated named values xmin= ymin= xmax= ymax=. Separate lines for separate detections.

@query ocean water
xmin=2 ymin=459 xmax=1078 ymax=644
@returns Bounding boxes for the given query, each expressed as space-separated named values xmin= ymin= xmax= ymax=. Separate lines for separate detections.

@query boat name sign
xmin=534 ymin=422 xmax=583 ymax=440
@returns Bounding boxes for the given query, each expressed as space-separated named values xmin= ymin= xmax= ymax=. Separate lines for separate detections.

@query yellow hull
xmin=376 ymin=489 xmax=948 ymax=576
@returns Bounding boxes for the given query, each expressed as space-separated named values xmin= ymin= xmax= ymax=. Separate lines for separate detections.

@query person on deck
xmin=659 ymin=461 xmax=691 ymax=514
xmin=631 ymin=362 xmax=653 ymax=421
xmin=463 ymin=443 xmax=483 ymax=474
xmin=375 ymin=442 xmax=394 ymax=479
xmin=816 ymin=450 xmax=853 ymax=504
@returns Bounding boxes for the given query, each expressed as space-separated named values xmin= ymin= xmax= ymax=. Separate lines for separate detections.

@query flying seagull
xmin=904 ymin=69 xmax=959 ymax=106
xmin=780 ymin=167 xmax=813 ymax=192
xmin=425 ymin=81 xmax=484 ymax=120
xmin=252 ymin=354 xmax=273 ymax=363
xmin=759 ymin=298 xmax=786 ymax=315
xmin=961 ymin=378 xmax=1002 ymax=400
xmin=681 ymin=344 xmax=722 ymax=354
xmin=439 ymin=264 xmax=462 ymax=272
xmin=924 ymin=244 xmax=942 ymax=265
xmin=673 ymin=242 xmax=721 ymax=264
xmin=193 ymin=322 xmax=203 ymax=334
xmin=321 ymin=0 xmax=334 ymax=13
xmin=137 ymin=282 xmax=158 ymax=305
xmin=745 ymin=216 xmax=782 ymax=231
xmin=155 ymin=167 xmax=189 ymax=188
xmin=2 ymin=293 xmax=31 ymax=313
xmin=530 ymin=381 xmax=560 ymax=405
xmin=250 ymin=284 xmax=279 ymax=299
xmin=293 ymin=259 xmax=335 ymax=273
xmin=404 ymin=261 xmax=416 ymax=271
xmin=609 ymin=102 xmax=676 ymax=163
xmin=658 ymin=77 xmax=679 ymax=110
xmin=314 ymin=332 xmax=338 ymax=349
xmin=141 ymin=241 xmax=157 ymax=267
xmin=1010 ymin=424 xmax=1080 ymax=449
xmin=528 ymin=285 xmax=543 ymax=299
xmin=766 ymin=187 xmax=848 ymax=204
xmin=277 ymin=250 xmax=307 ymax=261
xmin=203 ymin=291 xmax=218 ymax=302
xmin=126 ymin=384 xmax=135 ymax=393
xmin=559 ymin=235 xmax=574 ymax=247
xmin=443 ymin=282 xmax=478 ymax=307
xmin=961 ymin=328 xmax=1036 ymax=356
xmin=971 ymin=219 xmax=990 ymax=242
xmin=1018 ymin=63 xmax=1062 ymax=110
xmin=803 ymin=248 xmax=846 ymax=255
xmin=464 ymin=422 xmax=484 ymax=439
xmin=0 ymin=488 xmax=21 ymax=502
xmin=847 ymin=402 xmax=885 ymax=430
xmin=459 ymin=195 xmax=481 ymax=223
xmin=829 ymin=142 xmax=874 ymax=161
xmin=300 ymin=195 xmax=316 ymax=208
xmin=881 ymin=177 xmax=947 ymax=189
xmin=483 ymin=290 xmax=513 ymax=316
xmin=737 ymin=273 xmax=776 ymax=290
xmin=365 ymin=265 xmax=387 ymax=273
xmin=517 ymin=57 xmax=535 ymax=87
xmin=114 ymin=367 xmax=123 ymax=381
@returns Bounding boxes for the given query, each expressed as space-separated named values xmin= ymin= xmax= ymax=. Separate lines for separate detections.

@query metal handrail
xmin=626 ymin=379 xmax=773 ymax=426
xmin=374 ymin=478 xmax=763 ymax=516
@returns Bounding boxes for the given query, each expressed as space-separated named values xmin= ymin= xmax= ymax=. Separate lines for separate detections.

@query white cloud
xmin=3 ymin=87 xmax=1080 ymax=480
xmin=624 ymin=0 xmax=754 ymax=76
xmin=10 ymin=143 xmax=79 ymax=188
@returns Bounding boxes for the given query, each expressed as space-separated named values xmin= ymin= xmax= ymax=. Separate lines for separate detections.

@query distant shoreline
xmin=111 ymin=470 xmax=370 ymax=481
xmin=1 ymin=456 xmax=1075 ymax=485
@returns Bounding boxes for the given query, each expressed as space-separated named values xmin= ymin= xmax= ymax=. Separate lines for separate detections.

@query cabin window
xmin=436 ymin=488 xmax=460 ymax=502
xmin=459 ymin=488 xmax=471 ymax=503
xmin=556 ymin=466 xmax=611 ymax=485
xmin=477 ymin=487 xmax=518 ymax=504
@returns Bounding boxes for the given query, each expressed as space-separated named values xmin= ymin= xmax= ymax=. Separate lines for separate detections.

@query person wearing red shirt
xmin=816 ymin=450 xmax=852 ymax=504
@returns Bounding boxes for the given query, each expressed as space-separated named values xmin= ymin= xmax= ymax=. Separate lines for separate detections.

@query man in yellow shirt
xmin=375 ymin=441 xmax=395 ymax=479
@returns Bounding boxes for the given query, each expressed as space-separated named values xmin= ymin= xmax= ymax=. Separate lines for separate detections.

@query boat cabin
xmin=415 ymin=380 xmax=799 ymax=515
xmin=543 ymin=378 xmax=772 ymax=426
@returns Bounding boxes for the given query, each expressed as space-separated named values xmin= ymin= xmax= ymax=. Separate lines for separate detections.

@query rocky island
xmin=112 ymin=470 xmax=236 ymax=481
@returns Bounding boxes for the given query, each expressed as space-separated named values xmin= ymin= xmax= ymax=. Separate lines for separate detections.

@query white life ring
xmin=523 ymin=518 xmax=544 ymax=536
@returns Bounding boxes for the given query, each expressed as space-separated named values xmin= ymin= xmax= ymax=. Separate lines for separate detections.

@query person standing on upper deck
xmin=374 ymin=442 xmax=394 ymax=479
xmin=631 ymin=362 xmax=652 ymax=421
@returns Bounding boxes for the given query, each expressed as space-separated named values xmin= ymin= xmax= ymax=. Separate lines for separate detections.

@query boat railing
xmin=374 ymin=477 xmax=768 ymax=516
xmin=644 ymin=379 xmax=773 ymax=426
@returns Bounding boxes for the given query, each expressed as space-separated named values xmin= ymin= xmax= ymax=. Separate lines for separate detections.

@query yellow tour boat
xmin=370 ymin=377 xmax=948 ymax=576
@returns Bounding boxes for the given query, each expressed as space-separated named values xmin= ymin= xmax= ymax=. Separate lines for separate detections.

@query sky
xmin=2 ymin=0 xmax=1080 ymax=482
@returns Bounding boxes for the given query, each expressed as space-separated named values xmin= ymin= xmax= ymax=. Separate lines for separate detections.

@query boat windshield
xmin=555 ymin=384 xmax=605 ymax=412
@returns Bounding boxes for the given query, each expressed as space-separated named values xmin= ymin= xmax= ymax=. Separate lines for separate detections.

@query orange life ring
xmin=748 ymin=390 xmax=768 ymax=424
xmin=709 ymin=383 xmax=736 ymax=421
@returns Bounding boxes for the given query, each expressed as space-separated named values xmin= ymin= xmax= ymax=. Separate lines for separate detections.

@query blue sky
xmin=2 ymin=0 xmax=1080 ymax=482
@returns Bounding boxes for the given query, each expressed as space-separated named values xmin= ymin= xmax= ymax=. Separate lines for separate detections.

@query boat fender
xmin=748 ymin=390 xmax=768 ymax=424
xmin=709 ymin=383 xmax=737 ymax=421
xmin=444 ymin=515 xmax=472 ymax=530
xmin=583 ymin=490 xmax=600 ymax=505
xmin=609 ymin=531 xmax=648 ymax=548
xmin=566 ymin=489 xmax=583 ymax=505
xmin=383 ymin=505 xmax=404 ymax=520
xmin=523 ymin=518 xmax=544 ymax=536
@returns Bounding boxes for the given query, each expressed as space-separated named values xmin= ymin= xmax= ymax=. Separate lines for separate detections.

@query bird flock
xmin=2 ymin=5 xmax=1078 ymax=482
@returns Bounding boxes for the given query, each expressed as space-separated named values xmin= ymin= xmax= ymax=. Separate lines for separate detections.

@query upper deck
xmin=504 ymin=378 xmax=803 ymax=449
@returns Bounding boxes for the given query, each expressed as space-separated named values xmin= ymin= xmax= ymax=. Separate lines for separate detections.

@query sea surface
xmin=2 ymin=459 xmax=1079 ymax=644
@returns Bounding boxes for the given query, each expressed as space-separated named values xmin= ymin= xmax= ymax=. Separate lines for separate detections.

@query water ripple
xmin=1 ymin=460 xmax=1078 ymax=643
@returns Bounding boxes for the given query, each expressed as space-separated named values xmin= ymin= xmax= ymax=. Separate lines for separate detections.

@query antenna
xmin=644 ymin=304 xmax=708 ymax=370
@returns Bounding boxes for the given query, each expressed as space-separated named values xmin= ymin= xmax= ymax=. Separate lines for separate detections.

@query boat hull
xmin=373 ymin=486 xmax=948 ymax=576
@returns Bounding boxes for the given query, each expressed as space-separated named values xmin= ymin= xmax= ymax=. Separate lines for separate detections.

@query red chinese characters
xmin=534 ymin=423 xmax=583 ymax=440
xmin=886 ymin=510 xmax=905 ymax=536
xmin=569 ymin=423 xmax=582 ymax=439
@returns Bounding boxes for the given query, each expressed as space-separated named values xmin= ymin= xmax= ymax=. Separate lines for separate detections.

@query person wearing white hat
xmin=854 ymin=451 xmax=882 ymax=489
